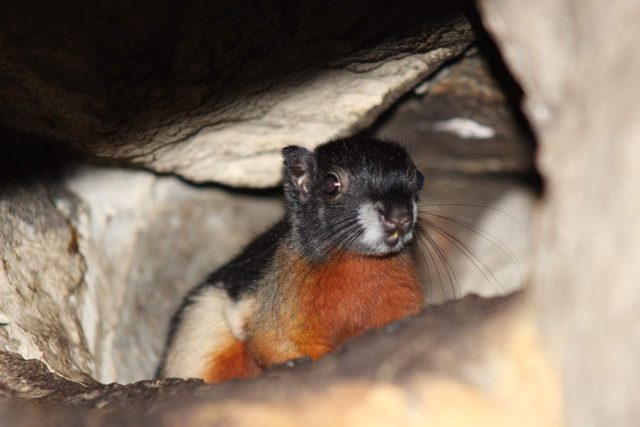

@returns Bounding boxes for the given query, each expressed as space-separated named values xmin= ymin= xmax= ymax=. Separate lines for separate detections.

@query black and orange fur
xmin=158 ymin=137 xmax=425 ymax=383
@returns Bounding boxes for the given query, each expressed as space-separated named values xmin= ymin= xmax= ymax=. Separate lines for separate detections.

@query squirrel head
xmin=282 ymin=137 xmax=424 ymax=262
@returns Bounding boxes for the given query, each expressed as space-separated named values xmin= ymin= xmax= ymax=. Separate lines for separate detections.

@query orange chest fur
xmin=284 ymin=251 xmax=423 ymax=356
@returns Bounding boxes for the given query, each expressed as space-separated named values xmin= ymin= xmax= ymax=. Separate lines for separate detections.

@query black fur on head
xmin=282 ymin=137 xmax=424 ymax=263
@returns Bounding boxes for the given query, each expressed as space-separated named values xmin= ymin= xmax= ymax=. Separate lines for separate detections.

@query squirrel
xmin=157 ymin=137 xmax=425 ymax=383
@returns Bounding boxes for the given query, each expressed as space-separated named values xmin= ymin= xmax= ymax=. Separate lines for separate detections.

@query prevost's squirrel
xmin=157 ymin=137 xmax=425 ymax=383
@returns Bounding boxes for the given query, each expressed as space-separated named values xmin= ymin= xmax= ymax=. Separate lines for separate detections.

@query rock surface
xmin=0 ymin=293 xmax=561 ymax=427
xmin=371 ymin=49 xmax=535 ymax=177
xmin=479 ymin=0 xmax=640 ymax=425
xmin=0 ymin=134 xmax=283 ymax=384
xmin=0 ymin=0 xmax=474 ymax=187
xmin=64 ymin=166 xmax=283 ymax=384
xmin=0 ymin=178 xmax=94 ymax=384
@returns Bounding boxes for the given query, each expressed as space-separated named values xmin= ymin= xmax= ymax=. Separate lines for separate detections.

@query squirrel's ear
xmin=282 ymin=145 xmax=313 ymax=198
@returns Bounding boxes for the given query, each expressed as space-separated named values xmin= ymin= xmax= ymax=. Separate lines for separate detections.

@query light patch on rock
xmin=455 ymin=186 xmax=533 ymax=298
xmin=413 ymin=80 xmax=431 ymax=95
xmin=433 ymin=118 xmax=496 ymax=139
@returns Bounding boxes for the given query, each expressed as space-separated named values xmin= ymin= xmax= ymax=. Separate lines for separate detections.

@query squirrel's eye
xmin=417 ymin=171 xmax=425 ymax=190
xmin=322 ymin=173 xmax=341 ymax=196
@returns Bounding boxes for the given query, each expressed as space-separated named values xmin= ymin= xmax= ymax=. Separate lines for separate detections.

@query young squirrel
xmin=157 ymin=137 xmax=425 ymax=383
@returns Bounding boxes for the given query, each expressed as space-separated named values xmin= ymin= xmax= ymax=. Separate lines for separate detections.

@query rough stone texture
xmin=153 ymin=47 xmax=459 ymax=187
xmin=479 ymin=0 xmax=640 ymax=425
xmin=371 ymin=49 xmax=535 ymax=177
xmin=0 ymin=0 xmax=474 ymax=187
xmin=0 ymin=180 xmax=94 ymax=384
xmin=64 ymin=166 xmax=282 ymax=384
xmin=0 ymin=135 xmax=283 ymax=385
xmin=0 ymin=294 xmax=562 ymax=427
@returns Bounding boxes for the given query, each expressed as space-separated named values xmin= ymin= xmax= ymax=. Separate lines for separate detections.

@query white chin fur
xmin=357 ymin=202 xmax=414 ymax=255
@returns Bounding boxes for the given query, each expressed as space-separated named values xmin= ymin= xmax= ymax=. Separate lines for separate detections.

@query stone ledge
xmin=0 ymin=292 xmax=561 ymax=426
xmin=0 ymin=1 xmax=474 ymax=187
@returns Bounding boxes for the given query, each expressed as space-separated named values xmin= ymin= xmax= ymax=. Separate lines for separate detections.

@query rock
xmin=371 ymin=49 xmax=536 ymax=177
xmin=64 ymin=165 xmax=283 ymax=383
xmin=0 ymin=135 xmax=283 ymax=384
xmin=0 ymin=293 xmax=562 ymax=427
xmin=0 ymin=351 xmax=98 ymax=400
xmin=478 ymin=0 xmax=640 ymax=425
xmin=414 ymin=179 xmax=534 ymax=303
xmin=0 ymin=0 xmax=474 ymax=187
xmin=0 ymin=180 xmax=94 ymax=384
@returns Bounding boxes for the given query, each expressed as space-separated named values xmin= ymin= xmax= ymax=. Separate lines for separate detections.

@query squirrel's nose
xmin=377 ymin=206 xmax=412 ymax=245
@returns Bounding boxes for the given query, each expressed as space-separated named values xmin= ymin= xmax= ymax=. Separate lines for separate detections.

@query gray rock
xmin=0 ymin=0 xmax=473 ymax=187
xmin=0 ymin=156 xmax=282 ymax=385
xmin=63 ymin=166 xmax=283 ymax=383
xmin=0 ymin=181 xmax=94 ymax=384
xmin=0 ymin=293 xmax=560 ymax=427
xmin=479 ymin=0 xmax=640 ymax=425
xmin=372 ymin=50 xmax=536 ymax=176
xmin=414 ymin=178 xmax=534 ymax=303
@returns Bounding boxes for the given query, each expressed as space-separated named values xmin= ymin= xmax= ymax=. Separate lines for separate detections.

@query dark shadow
xmin=466 ymin=8 xmax=543 ymax=195
xmin=0 ymin=127 xmax=84 ymax=189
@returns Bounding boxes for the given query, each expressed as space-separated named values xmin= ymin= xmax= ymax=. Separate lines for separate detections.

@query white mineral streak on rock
xmin=433 ymin=118 xmax=496 ymax=139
